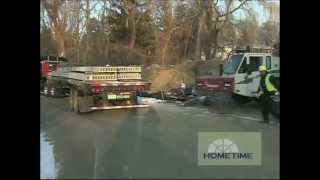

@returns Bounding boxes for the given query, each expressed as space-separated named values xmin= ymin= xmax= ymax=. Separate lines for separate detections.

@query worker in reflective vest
xmin=258 ymin=65 xmax=279 ymax=123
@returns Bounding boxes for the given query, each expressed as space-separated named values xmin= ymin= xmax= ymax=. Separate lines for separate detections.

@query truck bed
xmin=47 ymin=66 xmax=150 ymax=87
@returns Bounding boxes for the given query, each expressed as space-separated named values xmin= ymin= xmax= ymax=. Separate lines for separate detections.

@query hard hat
xmin=259 ymin=65 xmax=267 ymax=71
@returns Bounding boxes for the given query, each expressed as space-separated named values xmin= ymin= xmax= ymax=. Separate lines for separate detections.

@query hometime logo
xmin=203 ymin=139 xmax=253 ymax=160
xmin=198 ymin=132 xmax=261 ymax=166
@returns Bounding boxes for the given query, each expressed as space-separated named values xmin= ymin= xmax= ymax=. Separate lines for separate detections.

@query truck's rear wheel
xmin=132 ymin=92 xmax=138 ymax=105
xmin=73 ymin=89 xmax=80 ymax=113
xmin=40 ymin=78 xmax=47 ymax=94
xmin=70 ymin=87 xmax=90 ymax=113
xmin=40 ymin=80 xmax=44 ymax=93
xmin=232 ymin=93 xmax=251 ymax=104
xmin=69 ymin=88 xmax=74 ymax=111
xmin=43 ymin=85 xmax=48 ymax=96
xmin=50 ymin=87 xmax=55 ymax=96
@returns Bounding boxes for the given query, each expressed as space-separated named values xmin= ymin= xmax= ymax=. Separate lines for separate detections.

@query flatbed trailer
xmin=44 ymin=66 xmax=151 ymax=113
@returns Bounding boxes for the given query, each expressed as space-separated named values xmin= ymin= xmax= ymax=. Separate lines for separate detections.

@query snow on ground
xmin=137 ymin=96 xmax=165 ymax=104
xmin=41 ymin=132 xmax=59 ymax=179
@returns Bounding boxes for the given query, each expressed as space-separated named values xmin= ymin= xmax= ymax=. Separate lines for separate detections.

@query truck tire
xmin=43 ymin=84 xmax=48 ymax=96
xmin=69 ymin=88 xmax=74 ymax=111
xmin=132 ymin=92 xmax=138 ymax=105
xmin=232 ymin=93 xmax=251 ymax=104
xmin=70 ymin=87 xmax=91 ymax=113
xmin=48 ymin=80 xmax=66 ymax=97
xmin=73 ymin=89 xmax=80 ymax=113
xmin=40 ymin=78 xmax=47 ymax=94
xmin=40 ymin=80 xmax=44 ymax=93
xmin=50 ymin=87 xmax=55 ymax=97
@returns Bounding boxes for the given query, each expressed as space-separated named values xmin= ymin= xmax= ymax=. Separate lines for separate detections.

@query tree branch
xmin=214 ymin=0 xmax=219 ymax=6
xmin=219 ymin=0 xmax=248 ymax=17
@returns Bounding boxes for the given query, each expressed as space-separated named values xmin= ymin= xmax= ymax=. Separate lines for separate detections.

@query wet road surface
xmin=41 ymin=96 xmax=279 ymax=179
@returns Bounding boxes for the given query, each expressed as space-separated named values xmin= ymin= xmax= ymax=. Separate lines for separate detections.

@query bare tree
xmin=99 ymin=0 xmax=112 ymax=60
xmin=194 ymin=0 xmax=249 ymax=60
xmin=195 ymin=9 xmax=206 ymax=60
xmin=126 ymin=0 xmax=137 ymax=49
xmin=71 ymin=1 xmax=83 ymax=64
xmin=63 ymin=0 xmax=84 ymax=64
xmin=42 ymin=0 xmax=69 ymax=57
xmin=78 ymin=0 xmax=99 ymax=65
xmin=40 ymin=0 xmax=278 ymax=66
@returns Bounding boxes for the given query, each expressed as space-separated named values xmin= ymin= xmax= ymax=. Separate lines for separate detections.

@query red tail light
xmin=92 ymin=86 xmax=104 ymax=93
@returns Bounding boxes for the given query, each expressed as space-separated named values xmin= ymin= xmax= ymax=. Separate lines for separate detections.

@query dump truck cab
xmin=196 ymin=47 xmax=280 ymax=103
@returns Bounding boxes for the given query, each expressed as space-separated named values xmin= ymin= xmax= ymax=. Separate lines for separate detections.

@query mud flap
xmin=78 ymin=96 xmax=94 ymax=113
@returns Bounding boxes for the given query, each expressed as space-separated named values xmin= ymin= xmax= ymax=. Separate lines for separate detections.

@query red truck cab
xmin=40 ymin=56 xmax=68 ymax=80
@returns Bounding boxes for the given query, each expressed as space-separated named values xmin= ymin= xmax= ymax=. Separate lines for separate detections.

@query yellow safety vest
xmin=265 ymin=74 xmax=277 ymax=92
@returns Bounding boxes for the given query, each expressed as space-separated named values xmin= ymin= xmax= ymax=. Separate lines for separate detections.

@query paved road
xmin=41 ymin=96 xmax=279 ymax=179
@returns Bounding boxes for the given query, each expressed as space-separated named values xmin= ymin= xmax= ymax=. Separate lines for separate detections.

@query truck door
xmin=247 ymin=56 xmax=263 ymax=97
xmin=234 ymin=56 xmax=249 ymax=96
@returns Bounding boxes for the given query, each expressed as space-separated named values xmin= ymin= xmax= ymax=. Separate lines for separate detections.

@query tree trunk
xmin=126 ymin=0 xmax=136 ymax=64
xmin=211 ymin=29 xmax=220 ymax=60
xmin=204 ymin=44 xmax=211 ymax=61
xmin=211 ymin=21 xmax=220 ymax=59
xmin=183 ymin=40 xmax=188 ymax=60
xmin=75 ymin=26 xmax=80 ymax=65
xmin=195 ymin=23 xmax=201 ymax=60
xmin=161 ymin=36 xmax=169 ymax=66
xmin=195 ymin=12 xmax=205 ymax=60
xmin=105 ymin=37 xmax=109 ymax=60
xmin=84 ymin=0 xmax=90 ymax=65
xmin=55 ymin=28 xmax=65 ymax=57
xmin=75 ymin=1 xmax=81 ymax=65
xmin=128 ymin=9 xmax=136 ymax=49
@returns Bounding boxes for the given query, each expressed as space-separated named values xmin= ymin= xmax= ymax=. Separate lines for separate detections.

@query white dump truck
xmin=196 ymin=47 xmax=280 ymax=103
xmin=43 ymin=64 xmax=151 ymax=113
